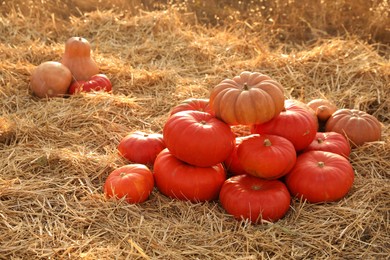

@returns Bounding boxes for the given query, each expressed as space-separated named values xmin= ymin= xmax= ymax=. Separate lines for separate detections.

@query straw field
xmin=0 ymin=0 xmax=389 ymax=259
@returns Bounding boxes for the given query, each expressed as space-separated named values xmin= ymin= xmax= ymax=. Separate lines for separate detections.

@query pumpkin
xmin=223 ymin=136 xmax=248 ymax=176
xmin=209 ymin=71 xmax=285 ymax=125
xmin=163 ymin=110 xmax=236 ymax=167
xmin=118 ymin=131 xmax=165 ymax=166
xmin=153 ymin=148 xmax=226 ymax=202
xmin=219 ymin=174 xmax=291 ymax=223
xmin=307 ymin=98 xmax=337 ymax=122
xmin=103 ymin=164 xmax=154 ymax=204
xmin=325 ymin=109 xmax=382 ymax=147
xmin=284 ymin=151 xmax=354 ymax=203
xmin=170 ymin=98 xmax=213 ymax=116
xmin=61 ymin=37 xmax=99 ymax=81
xmin=303 ymin=131 xmax=351 ymax=158
xmin=237 ymin=134 xmax=296 ymax=180
xmin=30 ymin=61 xmax=72 ymax=98
xmin=68 ymin=74 xmax=112 ymax=94
xmin=251 ymin=99 xmax=318 ymax=152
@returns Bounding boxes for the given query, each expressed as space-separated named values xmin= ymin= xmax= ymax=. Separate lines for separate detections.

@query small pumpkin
xmin=325 ymin=109 xmax=382 ymax=147
xmin=307 ymin=98 xmax=338 ymax=122
xmin=68 ymin=74 xmax=112 ymax=94
xmin=209 ymin=71 xmax=285 ymax=125
xmin=61 ymin=37 xmax=99 ymax=81
xmin=30 ymin=61 xmax=72 ymax=98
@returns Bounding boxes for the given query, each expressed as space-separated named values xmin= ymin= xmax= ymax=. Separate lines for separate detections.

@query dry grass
xmin=0 ymin=0 xmax=389 ymax=259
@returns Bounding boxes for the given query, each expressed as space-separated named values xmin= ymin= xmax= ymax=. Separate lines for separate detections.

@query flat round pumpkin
xmin=209 ymin=71 xmax=285 ymax=125
xmin=325 ymin=109 xmax=382 ymax=147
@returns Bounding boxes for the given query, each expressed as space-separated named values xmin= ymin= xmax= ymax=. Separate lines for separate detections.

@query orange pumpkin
xmin=307 ymin=98 xmax=337 ymax=122
xmin=61 ymin=37 xmax=99 ymax=81
xmin=325 ymin=109 xmax=382 ymax=147
xmin=209 ymin=71 xmax=285 ymax=125
xmin=30 ymin=61 xmax=72 ymax=98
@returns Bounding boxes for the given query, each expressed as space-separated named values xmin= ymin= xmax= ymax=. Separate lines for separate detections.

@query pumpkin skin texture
xmin=118 ymin=131 xmax=165 ymax=166
xmin=104 ymin=164 xmax=154 ymax=204
xmin=325 ymin=109 xmax=382 ymax=147
xmin=61 ymin=37 xmax=99 ymax=81
xmin=68 ymin=74 xmax=112 ymax=94
xmin=153 ymin=149 xmax=226 ymax=202
xmin=30 ymin=61 xmax=72 ymax=98
xmin=307 ymin=98 xmax=337 ymax=122
xmin=170 ymin=98 xmax=213 ymax=116
xmin=219 ymin=174 xmax=291 ymax=223
xmin=237 ymin=134 xmax=297 ymax=180
xmin=163 ymin=110 xmax=236 ymax=167
xmin=223 ymin=136 xmax=248 ymax=176
xmin=303 ymin=131 xmax=351 ymax=158
xmin=251 ymin=99 xmax=318 ymax=152
xmin=209 ymin=71 xmax=285 ymax=125
xmin=284 ymin=151 xmax=354 ymax=203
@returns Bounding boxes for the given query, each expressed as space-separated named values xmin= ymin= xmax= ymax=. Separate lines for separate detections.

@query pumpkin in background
xmin=163 ymin=110 xmax=236 ymax=167
xmin=223 ymin=136 xmax=248 ymax=176
xmin=104 ymin=164 xmax=154 ymax=204
xmin=118 ymin=131 xmax=165 ymax=166
xmin=325 ymin=109 xmax=382 ymax=147
xmin=209 ymin=71 xmax=285 ymax=125
xmin=153 ymin=149 xmax=226 ymax=202
xmin=237 ymin=134 xmax=296 ymax=180
xmin=251 ymin=99 xmax=318 ymax=152
xmin=284 ymin=151 xmax=354 ymax=203
xmin=219 ymin=174 xmax=291 ymax=223
xmin=30 ymin=61 xmax=72 ymax=98
xmin=307 ymin=98 xmax=338 ymax=122
xmin=170 ymin=98 xmax=213 ymax=116
xmin=61 ymin=37 xmax=99 ymax=81
xmin=303 ymin=132 xmax=351 ymax=158
xmin=68 ymin=74 xmax=112 ymax=94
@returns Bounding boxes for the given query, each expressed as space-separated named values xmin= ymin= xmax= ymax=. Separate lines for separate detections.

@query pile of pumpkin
xmin=30 ymin=37 xmax=112 ymax=97
xmin=108 ymin=71 xmax=382 ymax=224
xmin=29 ymin=38 xmax=382 ymax=224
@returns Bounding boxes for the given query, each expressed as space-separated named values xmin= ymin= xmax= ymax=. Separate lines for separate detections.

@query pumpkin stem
xmin=243 ymin=83 xmax=249 ymax=91
xmin=317 ymin=138 xmax=324 ymax=144
xmin=318 ymin=161 xmax=325 ymax=168
xmin=251 ymin=185 xmax=262 ymax=190
xmin=263 ymin=139 xmax=272 ymax=147
xmin=120 ymin=172 xmax=127 ymax=178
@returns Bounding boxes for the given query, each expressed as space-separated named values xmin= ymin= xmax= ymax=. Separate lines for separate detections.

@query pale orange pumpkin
xmin=30 ymin=61 xmax=72 ymax=98
xmin=209 ymin=71 xmax=285 ymax=125
xmin=307 ymin=98 xmax=338 ymax=122
xmin=61 ymin=37 xmax=99 ymax=81
xmin=325 ymin=109 xmax=382 ymax=147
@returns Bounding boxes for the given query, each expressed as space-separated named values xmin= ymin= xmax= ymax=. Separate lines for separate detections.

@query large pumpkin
xmin=325 ymin=109 xmax=382 ymax=147
xmin=251 ymin=99 xmax=318 ymax=152
xmin=284 ymin=151 xmax=354 ymax=203
xmin=209 ymin=71 xmax=285 ymax=125
xmin=153 ymin=148 xmax=226 ymax=202
xmin=163 ymin=110 xmax=236 ymax=167
xmin=237 ymin=134 xmax=296 ymax=180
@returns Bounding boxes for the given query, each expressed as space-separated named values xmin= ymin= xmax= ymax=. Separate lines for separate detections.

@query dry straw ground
xmin=0 ymin=0 xmax=389 ymax=259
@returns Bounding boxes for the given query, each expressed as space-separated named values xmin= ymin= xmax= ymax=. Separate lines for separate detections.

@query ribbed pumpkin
xmin=209 ymin=71 xmax=285 ymax=125
xmin=61 ymin=37 xmax=99 ymax=81
xmin=325 ymin=109 xmax=382 ymax=147
xmin=251 ymin=99 xmax=319 ymax=152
